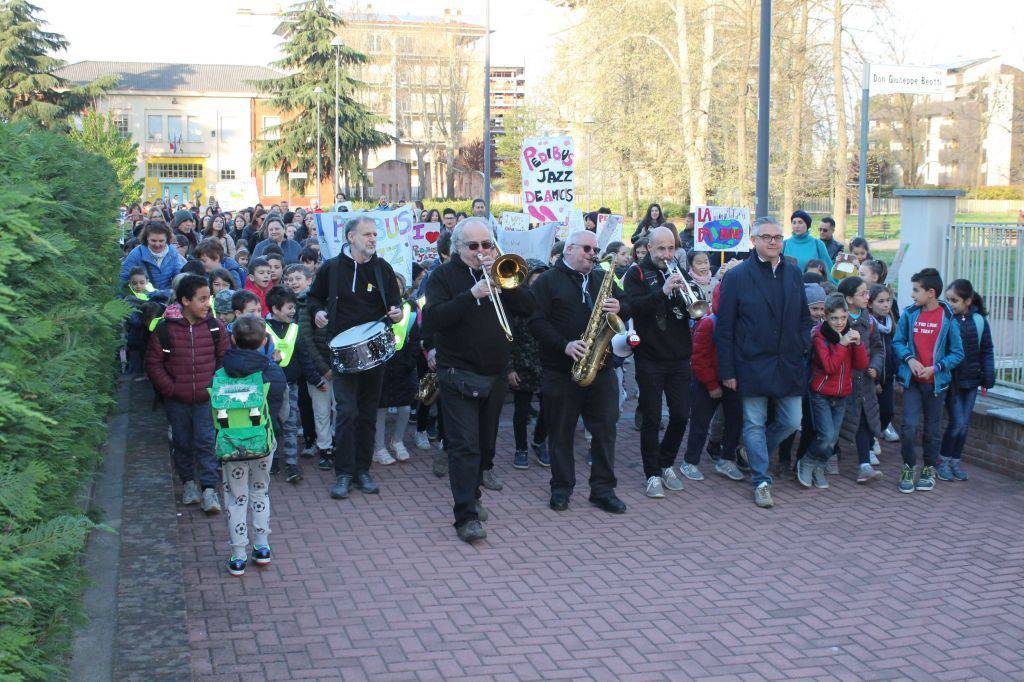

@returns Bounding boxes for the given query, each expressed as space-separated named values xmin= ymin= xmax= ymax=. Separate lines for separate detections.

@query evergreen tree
xmin=495 ymin=107 xmax=540 ymax=193
xmin=253 ymin=0 xmax=390 ymax=193
xmin=68 ymin=111 xmax=143 ymax=205
xmin=0 ymin=0 xmax=115 ymax=130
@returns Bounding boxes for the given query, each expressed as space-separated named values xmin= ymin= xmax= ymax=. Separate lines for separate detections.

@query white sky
xmin=41 ymin=0 xmax=1024 ymax=88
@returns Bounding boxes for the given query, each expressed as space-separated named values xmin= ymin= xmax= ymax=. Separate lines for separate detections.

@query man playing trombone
xmin=622 ymin=226 xmax=697 ymax=498
xmin=422 ymin=217 xmax=533 ymax=543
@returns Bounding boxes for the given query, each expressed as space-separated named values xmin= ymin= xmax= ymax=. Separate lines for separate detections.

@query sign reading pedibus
xmin=521 ymin=136 xmax=575 ymax=225
xmin=868 ymin=64 xmax=945 ymax=95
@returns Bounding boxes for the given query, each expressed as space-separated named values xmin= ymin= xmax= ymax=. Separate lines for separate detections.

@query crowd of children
xmin=122 ymin=198 xmax=996 ymax=574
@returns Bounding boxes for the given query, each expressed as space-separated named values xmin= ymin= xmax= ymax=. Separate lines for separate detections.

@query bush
xmin=0 ymin=122 xmax=124 ymax=680
xmin=966 ymin=185 xmax=1024 ymax=200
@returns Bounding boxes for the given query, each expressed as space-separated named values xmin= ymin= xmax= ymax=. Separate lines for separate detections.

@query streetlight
xmin=331 ymin=36 xmax=344 ymax=204
xmin=754 ymin=0 xmax=772 ymax=217
xmin=313 ymin=86 xmax=323 ymax=206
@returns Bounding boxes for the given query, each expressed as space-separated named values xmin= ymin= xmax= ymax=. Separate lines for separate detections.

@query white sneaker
xmin=662 ymin=467 xmax=684 ymax=491
xmin=883 ymin=425 xmax=900 ymax=442
xmin=584 ymin=430 xmax=592 ymax=442
xmin=372 ymin=448 xmax=396 ymax=465
xmin=414 ymin=431 xmax=431 ymax=450
xmin=390 ymin=440 xmax=411 ymax=462
xmin=645 ymin=476 xmax=665 ymax=498
xmin=200 ymin=487 xmax=221 ymax=513
xmin=679 ymin=463 xmax=704 ymax=481
xmin=869 ymin=451 xmax=880 ymax=466
xmin=872 ymin=438 xmax=882 ymax=456
xmin=182 ymin=480 xmax=201 ymax=505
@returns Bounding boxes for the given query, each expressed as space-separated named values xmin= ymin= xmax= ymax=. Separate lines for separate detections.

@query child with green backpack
xmin=211 ymin=314 xmax=286 ymax=576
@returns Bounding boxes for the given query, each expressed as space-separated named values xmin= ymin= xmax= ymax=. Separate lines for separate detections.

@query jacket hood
xmin=163 ymin=302 xmax=183 ymax=319
xmin=221 ymin=347 xmax=272 ymax=378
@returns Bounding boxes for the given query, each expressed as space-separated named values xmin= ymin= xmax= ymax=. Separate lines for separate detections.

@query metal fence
xmin=944 ymin=223 xmax=1024 ymax=391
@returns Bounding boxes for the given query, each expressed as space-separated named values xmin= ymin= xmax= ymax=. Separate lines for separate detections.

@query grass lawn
xmin=807 ymin=212 xmax=1020 ymax=243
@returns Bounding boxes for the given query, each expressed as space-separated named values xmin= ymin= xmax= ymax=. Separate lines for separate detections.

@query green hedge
xmin=966 ymin=185 xmax=1024 ymax=200
xmin=0 ymin=122 xmax=124 ymax=680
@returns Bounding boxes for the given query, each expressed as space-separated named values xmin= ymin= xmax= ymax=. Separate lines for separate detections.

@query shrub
xmin=966 ymin=185 xmax=1024 ymax=200
xmin=0 ymin=122 xmax=124 ymax=680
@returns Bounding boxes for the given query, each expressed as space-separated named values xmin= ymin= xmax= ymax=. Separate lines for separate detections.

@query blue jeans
xmin=278 ymin=383 xmax=299 ymax=465
xmin=165 ymin=398 xmax=218 ymax=489
xmin=808 ymin=393 xmax=848 ymax=463
xmin=940 ymin=388 xmax=978 ymax=460
xmin=900 ymin=381 xmax=945 ymax=467
xmin=741 ymin=395 xmax=803 ymax=487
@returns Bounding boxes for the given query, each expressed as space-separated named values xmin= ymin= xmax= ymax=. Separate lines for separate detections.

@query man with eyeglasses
xmin=529 ymin=229 xmax=630 ymax=515
xmin=423 ymin=217 xmax=533 ymax=542
xmin=715 ymin=216 xmax=811 ymax=508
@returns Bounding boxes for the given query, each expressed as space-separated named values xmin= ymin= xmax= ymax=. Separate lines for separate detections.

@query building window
xmin=262 ymin=116 xmax=281 ymax=141
xmin=220 ymin=115 xmax=236 ymax=142
xmin=264 ymin=170 xmax=281 ymax=194
xmin=113 ymin=112 xmax=129 ymax=138
xmin=187 ymin=116 xmax=202 ymax=142
xmin=147 ymin=162 xmax=203 ymax=179
xmin=220 ymin=169 xmax=236 ymax=180
xmin=147 ymin=114 xmax=163 ymax=141
xmin=167 ymin=115 xmax=183 ymax=143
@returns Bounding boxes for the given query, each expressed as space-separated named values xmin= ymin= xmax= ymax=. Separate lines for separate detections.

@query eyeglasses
xmin=464 ymin=240 xmax=495 ymax=251
xmin=757 ymin=234 xmax=784 ymax=243
xmin=576 ymin=245 xmax=597 ymax=253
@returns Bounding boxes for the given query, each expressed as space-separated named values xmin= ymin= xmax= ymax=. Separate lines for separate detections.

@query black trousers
xmin=635 ymin=357 xmax=692 ymax=478
xmin=332 ymin=364 xmax=385 ymax=476
xmin=683 ymin=381 xmax=742 ymax=465
xmin=513 ymin=391 xmax=547 ymax=451
xmin=777 ymin=394 xmax=813 ymax=465
xmin=438 ymin=368 xmax=507 ymax=528
xmin=542 ymin=369 xmax=618 ymax=498
xmin=297 ymin=380 xmax=315 ymax=448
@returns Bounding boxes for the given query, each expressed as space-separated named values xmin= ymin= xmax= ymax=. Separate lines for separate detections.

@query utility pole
xmin=754 ymin=0 xmax=772 ymax=217
xmin=483 ymin=0 xmax=492 ymax=214
xmin=332 ymin=36 xmax=344 ymax=204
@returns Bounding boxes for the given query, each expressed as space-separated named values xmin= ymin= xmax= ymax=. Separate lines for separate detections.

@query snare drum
xmin=329 ymin=321 xmax=396 ymax=373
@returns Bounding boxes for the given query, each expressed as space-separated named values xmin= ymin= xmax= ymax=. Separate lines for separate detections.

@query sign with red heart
xmin=409 ymin=221 xmax=442 ymax=263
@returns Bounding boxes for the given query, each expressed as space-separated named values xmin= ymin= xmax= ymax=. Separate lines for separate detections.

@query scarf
xmin=147 ymin=246 xmax=167 ymax=268
xmin=688 ymin=269 xmax=712 ymax=287
xmin=819 ymin=319 xmax=850 ymax=345
xmin=874 ymin=313 xmax=893 ymax=335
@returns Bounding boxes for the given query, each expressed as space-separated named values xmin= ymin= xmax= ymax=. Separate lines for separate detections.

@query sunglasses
xmin=465 ymin=240 xmax=495 ymax=251
xmin=575 ymin=245 xmax=597 ymax=253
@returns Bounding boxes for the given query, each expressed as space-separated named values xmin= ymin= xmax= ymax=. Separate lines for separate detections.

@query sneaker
xmin=426 ymin=425 xmax=439 ymax=441
xmin=662 ymin=467 xmax=684 ymax=491
xmin=869 ymin=450 xmax=880 ymax=466
xmin=301 ymin=443 xmax=315 ymax=459
xmin=182 ymin=480 xmax=201 ymax=505
xmin=330 ymin=473 xmax=352 ymax=499
xmin=372 ymin=448 xmax=396 ymax=465
xmin=390 ymin=440 xmax=411 ymax=462
xmin=645 ymin=476 xmax=665 ymax=498
xmin=715 ymin=459 xmax=744 ymax=481
xmin=201 ymin=487 xmax=221 ymax=514
xmin=812 ymin=463 xmax=829 ymax=489
xmin=736 ymin=447 xmax=751 ymax=473
xmin=513 ymin=449 xmax=529 ymax=469
xmin=883 ymin=425 xmax=900 ymax=442
xmin=916 ymin=466 xmax=936 ymax=491
xmin=285 ymin=463 xmax=302 ymax=484
xmin=317 ymin=449 xmax=333 ymax=471
xmin=951 ymin=460 xmax=969 ymax=481
xmin=414 ymin=431 xmax=431 ymax=450
xmin=826 ymin=455 xmax=839 ymax=475
xmin=227 ymin=556 xmax=246 ymax=577
xmin=482 ymin=469 xmax=503 ymax=491
xmin=355 ymin=472 xmax=380 ymax=494
xmin=679 ymin=463 xmax=704 ymax=481
xmin=432 ymin=452 xmax=448 ymax=477
xmin=871 ymin=438 xmax=882 ymax=457
xmin=898 ymin=465 xmax=916 ymax=493
xmin=252 ymin=545 xmax=271 ymax=566
xmin=532 ymin=441 xmax=550 ymax=467
xmin=857 ymin=463 xmax=883 ymax=484
xmin=796 ymin=458 xmax=815 ymax=488
xmin=753 ymin=482 xmax=774 ymax=508
xmin=936 ymin=458 xmax=954 ymax=482
xmin=457 ymin=520 xmax=487 ymax=543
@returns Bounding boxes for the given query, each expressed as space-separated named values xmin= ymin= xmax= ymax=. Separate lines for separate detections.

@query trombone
xmin=668 ymin=264 xmax=710 ymax=319
xmin=477 ymin=244 xmax=528 ymax=342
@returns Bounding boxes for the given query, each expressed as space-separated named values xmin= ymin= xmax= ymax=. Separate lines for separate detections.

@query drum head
xmin=330 ymin=320 xmax=387 ymax=348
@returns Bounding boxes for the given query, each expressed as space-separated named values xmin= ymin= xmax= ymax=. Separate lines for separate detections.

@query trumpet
xmin=668 ymin=264 xmax=710 ymax=319
xmin=477 ymin=244 xmax=528 ymax=342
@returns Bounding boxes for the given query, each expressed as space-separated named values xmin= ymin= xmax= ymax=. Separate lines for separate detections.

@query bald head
xmin=648 ymin=226 xmax=678 ymax=270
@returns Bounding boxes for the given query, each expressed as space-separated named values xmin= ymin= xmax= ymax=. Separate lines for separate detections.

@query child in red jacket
xmin=681 ymin=286 xmax=745 ymax=481
xmin=244 ymin=257 xmax=273 ymax=314
xmin=799 ymin=294 xmax=868 ymax=489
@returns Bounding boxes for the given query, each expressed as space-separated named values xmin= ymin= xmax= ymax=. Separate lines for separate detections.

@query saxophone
xmin=571 ymin=256 xmax=627 ymax=386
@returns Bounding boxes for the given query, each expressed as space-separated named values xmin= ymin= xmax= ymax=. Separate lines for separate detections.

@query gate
xmin=944 ymin=223 xmax=1024 ymax=391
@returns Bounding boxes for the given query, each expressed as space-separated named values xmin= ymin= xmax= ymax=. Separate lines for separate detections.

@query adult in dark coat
xmin=714 ymin=216 xmax=811 ymax=508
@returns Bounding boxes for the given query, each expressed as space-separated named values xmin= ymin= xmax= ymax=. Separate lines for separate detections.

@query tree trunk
xmin=831 ymin=0 xmax=849 ymax=241
xmin=781 ymin=0 xmax=809 ymax=225
xmin=413 ymin=145 xmax=429 ymax=200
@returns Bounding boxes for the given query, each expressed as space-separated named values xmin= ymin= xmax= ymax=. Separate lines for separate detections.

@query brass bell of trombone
xmin=491 ymin=247 xmax=528 ymax=289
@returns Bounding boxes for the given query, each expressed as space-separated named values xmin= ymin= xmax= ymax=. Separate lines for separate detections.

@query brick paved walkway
xmin=163 ymin=389 xmax=1024 ymax=681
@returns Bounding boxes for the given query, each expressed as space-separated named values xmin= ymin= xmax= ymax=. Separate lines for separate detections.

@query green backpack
xmin=208 ymin=369 xmax=274 ymax=461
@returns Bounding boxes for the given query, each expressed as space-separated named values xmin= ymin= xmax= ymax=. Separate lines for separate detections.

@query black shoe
xmin=317 ymin=449 xmax=333 ymax=471
xmin=456 ymin=519 xmax=487 ymax=543
xmin=285 ymin=463 xmax=302 ymax=483
xmin=633 ymin=409 xmax=642 ymax=431
xmin=549 ymin=493 xmax=570 ymax=511
xmin=270 ymin=458 xmax=281 ymax=475
xmin=355 ymin=472 xmax=379 ymax=494
xmin=330 ymin=473 xmax=352 ymax=499
xmin=589 ymin=494 xmax=627 ymax=514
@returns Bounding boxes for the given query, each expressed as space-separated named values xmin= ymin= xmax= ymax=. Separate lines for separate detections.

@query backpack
xmin=207 ymin=369 xmax=275 ymax=461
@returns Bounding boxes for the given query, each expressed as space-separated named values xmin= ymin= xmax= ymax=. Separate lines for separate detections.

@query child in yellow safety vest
xmin=373 ymin=274 xmax=420 ymax=465
xmin=124 ymin=267 xmax=169 ymax=375
xmin=265 ymin=285 xmax=324 ymax=483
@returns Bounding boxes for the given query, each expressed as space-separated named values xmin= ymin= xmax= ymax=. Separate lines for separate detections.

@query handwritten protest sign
xmin=596 ymin=214 xmax=624 ymax=250
xmin=566 ymin=209 xmax=585 ymax=237
xmin=215 ymin=178 xmax=260 ymax=211
xmin=521 ymin=136 xmax=575 ymax=224
xmin=315 ymin=205 xmax=415 ymax=283
xmin=500 ymin=211 xmax=530 ymax=232
xmin=498 ymin=223 xmax=558 ymax=264
xmin=409 ymin=222 xmax=441 ymax=264
xmin=692 ymin=206 xmax=751 ymax=252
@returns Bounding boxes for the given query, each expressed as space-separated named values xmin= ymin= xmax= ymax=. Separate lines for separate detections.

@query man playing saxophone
xmin=529 ymin=230 xmax=629 ymax=514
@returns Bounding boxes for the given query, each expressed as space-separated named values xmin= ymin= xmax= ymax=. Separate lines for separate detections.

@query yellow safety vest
xmin=265 ymin=321 xmax=299 ymax=367
xmin=130 ymin=283 xmax=157 ymax=301
xmin=392 ymin=302 xmax=414 ymax=351
xmin=600 ymin=260 xmax=623 ymax=288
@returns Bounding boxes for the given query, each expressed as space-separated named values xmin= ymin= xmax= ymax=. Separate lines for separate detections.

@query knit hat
xmin=172 ymin=209 xmax=195 ymax=229
xmin=804 ymin=283 xmax=826 ymax=306
xmin=791 ymin=210 xmax=813 ymax=230
xmin=214 ymin=289 xmax=236 ymax=313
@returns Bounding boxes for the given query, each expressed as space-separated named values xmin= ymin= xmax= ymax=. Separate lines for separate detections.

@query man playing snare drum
xmin=307 ymin=217 xmax=403 ymax=499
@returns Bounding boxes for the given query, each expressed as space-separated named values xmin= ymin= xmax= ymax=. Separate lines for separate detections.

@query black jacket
xmin=423 ymin=258 xmax=534 ymax=376
xmin=306 ymin=248 xmax=401 ymax=340
xmin=952 ymin=306 xmax=996 ymax=390
xmin=622 ymin=255 xmax=692 ymax=362
xmin=528 ymin=258 xmax=630 ymax=374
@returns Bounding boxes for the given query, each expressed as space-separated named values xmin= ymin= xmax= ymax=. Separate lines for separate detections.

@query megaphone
xmin=611 ymin=320 xmax=640 ymax=358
